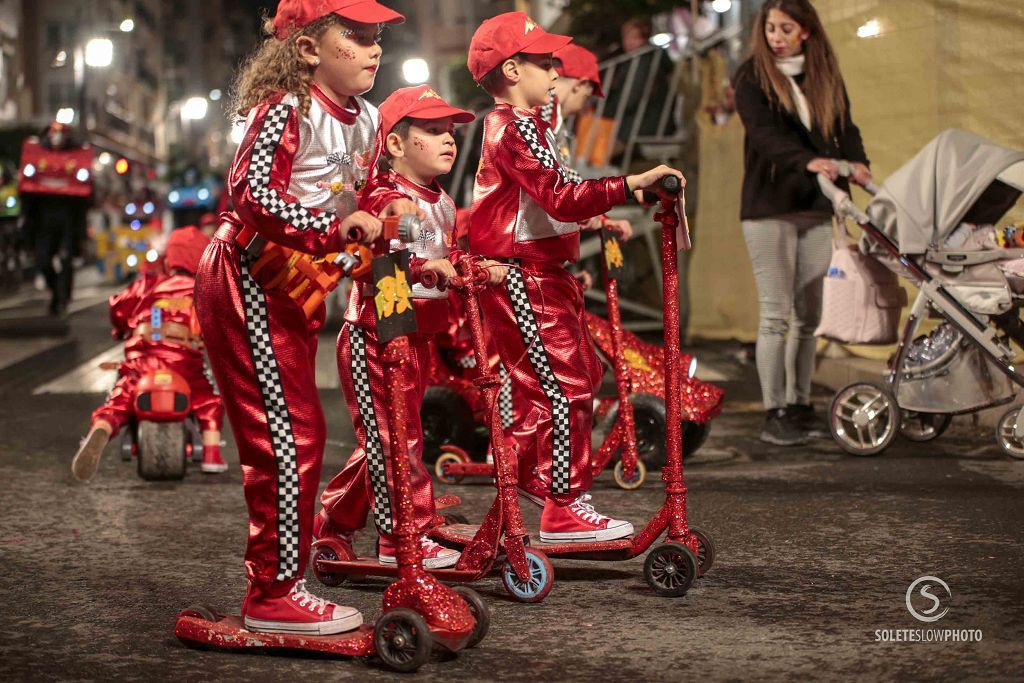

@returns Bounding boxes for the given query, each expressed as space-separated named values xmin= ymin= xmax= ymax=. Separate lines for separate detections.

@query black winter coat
xmin=732 ymin=58 xmax=869 ymax=220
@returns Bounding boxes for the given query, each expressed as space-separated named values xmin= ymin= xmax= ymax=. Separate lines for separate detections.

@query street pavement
xmin=1 ymin=281 xmax=1023 ymax=681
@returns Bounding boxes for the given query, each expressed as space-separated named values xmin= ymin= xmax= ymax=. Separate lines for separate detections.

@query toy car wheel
xmin=899 ymin=411 xmax=952 ymax=442
xmin=613 ymin=458 xmax=646 ymax=490
xmin=421 ymin=387 xmax=474 ymax=463
xmin=434 ymin=451 xmax=468 ymax=485
xmin=689 ymin=528 xmax=716 ymax=577
xmin=312 ymin=539 xmax=354 ymax=587
xmin=120 ymin=429 xmax=134 ymax=462
xmin=185 ymin=419 xmax=204 ymax=463
xmin=629 ymin=393 xmax=668 ymax=468
xmin=682 ymin=420 xmax=711 ymax=455
xmin=137 ymin=421 xmax=187 ymax=480
xmin=452 ymin=586 xmax=490 ymax=649
xmin=643 ymin=542 xmax=698 ymax=597
xmin=830 ymin=381 xmax=901 ymax=456
xmin=374 ymin=608 xmax=432 ymax=673
xmin=996 ymin=406 xmax=1024 ymax=460
xmin=179 ymin=604 xmax=219 ymax=622
xmin=501 ymin=549 xmax=554 ymax=603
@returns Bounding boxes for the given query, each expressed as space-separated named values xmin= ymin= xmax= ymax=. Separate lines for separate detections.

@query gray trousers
xmin=742 ymin=213 xmax=832 ymax=410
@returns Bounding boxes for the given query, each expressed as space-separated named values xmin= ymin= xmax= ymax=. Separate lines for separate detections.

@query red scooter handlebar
xmin=641 ymin=175 xmax=683 ymax=204
xmin=346 ymin=213 xmax=422 ymax=244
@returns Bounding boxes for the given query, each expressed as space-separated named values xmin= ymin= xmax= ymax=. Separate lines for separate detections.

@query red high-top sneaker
xmin=312 ymin=510 xmax=355 ymax=546
xmin=379 ymin=535 xmax=460 ymax=569
xmin=243 ymin=580 xmax=361 ymax=635
xmin=539 ymin=494 xmax=634 ymax=543
xmin=200 ymin=443 xmax=228 ymax=474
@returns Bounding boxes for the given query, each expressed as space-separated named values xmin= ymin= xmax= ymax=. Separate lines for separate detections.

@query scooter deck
xmin=316 ymin=555 xmax=482 ymax=582
xmin=431 ymin=524 xmax=637 ymax=561
xmin=175 ymin=610 xmax=375 ymax=656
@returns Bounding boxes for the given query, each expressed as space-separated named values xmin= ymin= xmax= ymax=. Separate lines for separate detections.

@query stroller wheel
xmin=899 ymin=412 xmax=952 ymax=442
xmin=830 ymin=381 xmax=900 ymax=456
xmin=995 ymin=407 xmax=1024 ymax=460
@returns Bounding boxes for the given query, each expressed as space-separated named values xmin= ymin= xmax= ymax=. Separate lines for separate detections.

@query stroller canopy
xmin=866 ymin=129 xmax=1024 ymax=255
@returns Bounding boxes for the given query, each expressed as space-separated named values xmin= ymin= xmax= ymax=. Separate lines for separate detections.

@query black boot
xmin=787 ymin=403 xmax=830 ymax=438
xmin=760 ymin=408 xmax=808 ymax=446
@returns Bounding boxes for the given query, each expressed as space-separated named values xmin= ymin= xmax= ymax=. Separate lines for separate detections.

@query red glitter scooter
xmin=312 ymin=254 xmax=549 ymax=602
xmin=175 ymin=216 xmax=488 ymax=672
xmin=430 ymin=176 xmax=715 ymax=598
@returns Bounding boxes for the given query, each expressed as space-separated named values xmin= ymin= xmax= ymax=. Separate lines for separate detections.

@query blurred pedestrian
xmin=733 ymin=0 xmax=871 ymax=445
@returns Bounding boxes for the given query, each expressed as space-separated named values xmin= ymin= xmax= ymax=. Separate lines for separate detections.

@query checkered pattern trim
xmin=498 ymin=363 xmax=514 ymax=429
xmin=347 ymin=326 xmax=394 ymax=534
xmin=247 ymin=103 xmax=333 ymax=233
xmin=539 ymin=100 xmax=555 ymax=124
xmin=456 ymin=354 xmax=477 ymax=369
xmin=504 ymin=264 xmax=572 ymax=495
xmin=238 ymin=254 xmax=300 ymax=581
xmin=512 ymin=117 xmax=568 ymax=183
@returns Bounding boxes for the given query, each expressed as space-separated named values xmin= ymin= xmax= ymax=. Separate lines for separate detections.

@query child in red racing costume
xmin=467 ymin=12 xmax=684 ymax=542
xmin=71 ymin=226 xmax=225 ymax=480
xmin=315 ymin=85 xmax=505 ymax=567
xmin=192 ymin=0 xmax=408 ymax=636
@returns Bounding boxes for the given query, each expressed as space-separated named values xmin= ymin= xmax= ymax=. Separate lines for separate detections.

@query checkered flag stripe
xmin=513 ymin=117 xmax=568 ymax=183
xmin=504 ymin=265 xmax=572 ymax=495
xmin=498 ymin=363 xmax=514 ymax=429
xmin=247 ymin=103 xmax=333 ymax=234
xmin=238 ymin=255 xmax=301 ymax=581
xmin=347 ymin=326 xmax=394 ymax=534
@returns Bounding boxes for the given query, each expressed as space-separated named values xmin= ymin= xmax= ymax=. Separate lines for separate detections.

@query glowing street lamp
xmin=182 ymin=97 xmax=209 ymax=121
xmin=119 ymin=18 xmax=135 ymax=32
xmin=55 ymin=108 xmax=76 ymax=125
xmin=84 ymin=38 xmax=113 ymax=67
xmin=402 ymin=58 xmax=430 ymax=85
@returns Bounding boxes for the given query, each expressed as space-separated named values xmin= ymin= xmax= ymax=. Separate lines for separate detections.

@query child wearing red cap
xmin=314 ymin=85 xmax=505 ymax=568
xmin=193 ymin=0 xmax=407 ymax=636
xmin=467 ymin=12 xmax=684 ymax=542
xmin=71 ymin=226 xmax=226 ymax=480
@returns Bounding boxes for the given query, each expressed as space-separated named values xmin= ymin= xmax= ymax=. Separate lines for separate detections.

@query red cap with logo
xmin=553 ymin=44 xmax=604 ymax=97
xmin=369 ymin=85 xmax=475 ymax=180
xmin=273 ymin=0 xmax=404 ymax=39
xmin=467 ymin=11 xmax=572 ymax=83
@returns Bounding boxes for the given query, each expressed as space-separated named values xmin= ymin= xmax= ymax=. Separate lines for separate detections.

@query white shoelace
xmin=570 ymin=494 xmax=610 ymax=525
xmin=290 ymin=580 xmax=330 ymax=615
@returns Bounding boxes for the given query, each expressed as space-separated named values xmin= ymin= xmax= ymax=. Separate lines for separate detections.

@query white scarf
xmin=776 ymin=54 xmax=811 ymax=130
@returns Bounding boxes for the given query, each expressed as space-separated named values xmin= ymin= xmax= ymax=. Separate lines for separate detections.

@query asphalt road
xmin=1 ymin=299 xmax=1022 ymax=681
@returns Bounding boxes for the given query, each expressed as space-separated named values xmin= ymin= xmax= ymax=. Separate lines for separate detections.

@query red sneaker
xmin=312 ymin=510 xmax=355 ymax=546
xmin=243 ymin=580 xmax=361 ymax=635
xmin=379 ymin=535 xmax=460 ymax=569
xmin=200 ymin=443 xmax=228 ymax=474
xmin=517 ymin=485 xmax=546 ymax=508
xmin=539 ymin=494 xmax=634 ymax=543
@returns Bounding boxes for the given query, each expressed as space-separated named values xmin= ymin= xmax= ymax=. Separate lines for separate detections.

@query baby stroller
xmin=823 ymin=129 xmax=1024 ymax=459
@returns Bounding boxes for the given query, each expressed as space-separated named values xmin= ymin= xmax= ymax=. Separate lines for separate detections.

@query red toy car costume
xmin=317 ymin=85 xmax=475 ymax=566
xmin=193 ymin=0 xmax=403 ymax=634
xmin=93 ymin=227 xmax=223 ymax=450
xmin=468 ymin=27 xmax=630 ymax=508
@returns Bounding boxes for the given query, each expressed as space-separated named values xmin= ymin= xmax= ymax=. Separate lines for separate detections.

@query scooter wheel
xmin=501 ymin=548 xmax=554 ymax=603
xmin=179 ymin=604 xmax=219 ymax=622
xmin=374 ymin=608 xmax=432 ymax=673
xmin=312 ymin=539 xmax=354 ymax=587
xmin=435 ymin=451 xmax=467 ymax=484
xmin=452 ymin=586 xmax=490 ymax=649
xmin=689 ymin=528 xmax=716 ymax=577
xmin=613 ymin=459 xmax=646 ymax=490
xmin=643 ymin=542 xmax=697 ymax=597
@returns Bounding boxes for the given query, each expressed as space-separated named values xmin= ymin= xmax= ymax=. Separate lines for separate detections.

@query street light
xmin=401 ymin=58 xmax=430 ymax=85
xmin=182 ymin=97 xmax=209 ymax=121
xmin=84 ymin=38 xmax=113 ymax=68
xmin=55 ymin=108 xmax=76 ymax=124
xmin=119 ymin=18 xmax=135 ymax=33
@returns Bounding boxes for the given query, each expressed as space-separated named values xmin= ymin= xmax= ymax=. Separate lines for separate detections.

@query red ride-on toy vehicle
xmin=105 ymin=363 xmax=203 ymax=481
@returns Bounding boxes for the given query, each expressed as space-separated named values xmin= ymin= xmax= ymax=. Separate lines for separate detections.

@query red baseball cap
xmin=273 ymin=0 xmax=404 ymax=39
xmin=165 ymin=226 xmax=210 ymax=275
xmin=468 ymin=12 xmax=572 ymax=83
xmin=553 ymin=44 xmax=604 ymax=97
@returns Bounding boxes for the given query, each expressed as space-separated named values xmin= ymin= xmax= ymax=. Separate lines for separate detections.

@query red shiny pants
xmin=319 ymin=324 xmax=436 ymax=541
xmin=91 ymin=344 xmax=223 ymax=436
xmin=195 ymin=231 xmax=325 ymax=597
xmin=479 ymin=263 xmax=603 ymax=505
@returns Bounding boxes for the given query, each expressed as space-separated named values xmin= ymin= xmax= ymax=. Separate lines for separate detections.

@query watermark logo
xmin=906 ymin=575 xmax=950 ymax=623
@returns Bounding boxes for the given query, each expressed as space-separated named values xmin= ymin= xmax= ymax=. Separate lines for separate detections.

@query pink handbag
xmin=815 ymin=219 xmax=907 ymax=344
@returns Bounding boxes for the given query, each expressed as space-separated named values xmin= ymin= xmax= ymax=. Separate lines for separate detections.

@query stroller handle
xmin=818 ymin=160 xmax=873 ymax=224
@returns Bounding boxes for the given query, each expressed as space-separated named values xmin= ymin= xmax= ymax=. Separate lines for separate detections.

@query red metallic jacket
xmin=109 ymin=273 xmax=203 ymax=361
xmin=227 ymin=86 xmax=379 ymax=257
xmin=345 ymin=171 xmax=455 ymax=335
xmin=469 ymin=103 xmax=628 ymax=264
